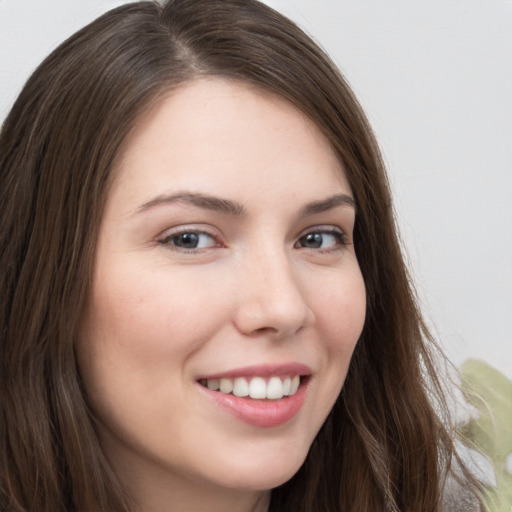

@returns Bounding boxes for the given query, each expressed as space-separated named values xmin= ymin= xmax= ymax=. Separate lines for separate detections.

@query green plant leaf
xmin=459 ymin=359 xmax=512 ymax=512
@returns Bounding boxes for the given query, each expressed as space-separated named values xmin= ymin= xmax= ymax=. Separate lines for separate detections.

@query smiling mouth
xmin=198 ymin=375 xmax=306 ymax=400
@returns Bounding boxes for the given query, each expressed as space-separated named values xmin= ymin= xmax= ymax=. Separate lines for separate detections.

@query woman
xmin=0 ymin=0 xmax=479 ymax=511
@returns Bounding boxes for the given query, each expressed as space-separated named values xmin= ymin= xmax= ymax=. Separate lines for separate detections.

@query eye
xmin=295 ymin=229 xmax=347 ymax=251
xmin=159 ymin=230 xmax=219 ymax=251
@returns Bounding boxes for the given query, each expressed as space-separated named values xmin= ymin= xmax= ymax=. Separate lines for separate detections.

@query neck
xmin=130 ymin=479 xmax=270 ymax=512
xmin=110 ymin=457 xmax=270 ymax=512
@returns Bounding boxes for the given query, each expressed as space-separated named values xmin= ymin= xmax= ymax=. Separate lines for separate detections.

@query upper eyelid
xmin=158 ymin=225 xmax=220 ymax=240
xmin=297 ymin=224 xmax=348 ymax=237
xmin=157 ymin=227 xmax=221 ymax=249
xmin=157 ymin=229 xmax=222 ymax=254
xmin=298 ymin=228 xmax=347 ymax=239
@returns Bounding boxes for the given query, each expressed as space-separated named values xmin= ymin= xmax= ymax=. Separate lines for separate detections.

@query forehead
xmin=110 ymin=78 xmax=350 ymax=212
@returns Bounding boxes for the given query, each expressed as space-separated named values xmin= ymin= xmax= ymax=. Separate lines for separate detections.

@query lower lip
xmin=199 ymin=381 xmax=308 ymax=428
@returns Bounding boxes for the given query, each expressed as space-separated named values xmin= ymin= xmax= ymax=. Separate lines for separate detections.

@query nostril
xmin=253 ymin=325 xmax=278 ymax=334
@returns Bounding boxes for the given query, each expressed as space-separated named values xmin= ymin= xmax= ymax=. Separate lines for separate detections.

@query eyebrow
xmin=135 ymin=192 xmax=247 ymax=216
xmin=298 ymin=193 xmax=356 ymax=217
xmin=135 ymin=191 xmax=355 ymax=217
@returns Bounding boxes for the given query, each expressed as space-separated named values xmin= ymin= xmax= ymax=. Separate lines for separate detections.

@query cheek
xmin=76 ymin=263 xmax=232 ymax=434
xmin=307 ymin=265 xmax=366 ymax=409
xmin=313 ymin=265 xmax=366 ymax=350
xmin=81 ymin=262 xmax=231 ymax=364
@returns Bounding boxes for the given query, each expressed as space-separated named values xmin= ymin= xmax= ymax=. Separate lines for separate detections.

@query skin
xmin=77 ymin=78 xmax=366 ymax=512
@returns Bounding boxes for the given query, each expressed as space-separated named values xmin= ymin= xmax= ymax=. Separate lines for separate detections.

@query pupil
xmin=303 ymin=233 xmax=322 ymax=248
xmin=175 ymin=233 xmax=199 ymax=248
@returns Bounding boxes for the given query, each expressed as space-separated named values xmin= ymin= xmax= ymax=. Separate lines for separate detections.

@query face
xmin=78 ymin=78 xmax=366 ymax=509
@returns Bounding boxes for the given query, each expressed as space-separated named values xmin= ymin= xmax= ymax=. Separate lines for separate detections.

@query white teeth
xmin=233 ymin=377 xmax=249 ymax=397
xmin=219 ymin=378 xmax=233 ymax=394
xmin=267 ymin=376 xmax=284 ymax=399
xmin=203 ymin=375 xmax=303 ymax=400
xmin=249 ymin=377 xmax=267 ymax=399
xmin=207 ymin=378 xmax=220 ymax=391
xmin=290 ymin=375 xmax=300 ymax=395
xmin=282 ymin=377 xmax=291 ymax=396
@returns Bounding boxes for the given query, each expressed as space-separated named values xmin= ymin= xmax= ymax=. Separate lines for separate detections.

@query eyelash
xmin=295 ymin=228 xmax=348 ymax=253
xmin=157 ymin=227 xmax=349 ymax=254
xmin=158 ymin=229 xmax=220 ymax=253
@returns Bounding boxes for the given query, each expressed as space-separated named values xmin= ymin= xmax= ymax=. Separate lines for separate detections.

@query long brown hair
xmin=0 ymin=1 xmax=475 ymax=511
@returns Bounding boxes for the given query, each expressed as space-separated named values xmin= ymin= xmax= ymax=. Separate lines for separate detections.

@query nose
xmin=232 ymin=248 xmax=315 ymax=338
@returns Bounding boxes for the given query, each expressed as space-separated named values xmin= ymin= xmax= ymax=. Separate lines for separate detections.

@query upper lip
xmin=197 ymin=362 xmax=312 ymax=381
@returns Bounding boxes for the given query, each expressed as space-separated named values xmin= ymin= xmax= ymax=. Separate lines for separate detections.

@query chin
xmin=209 ymin=445 xmax=309 ymax=492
